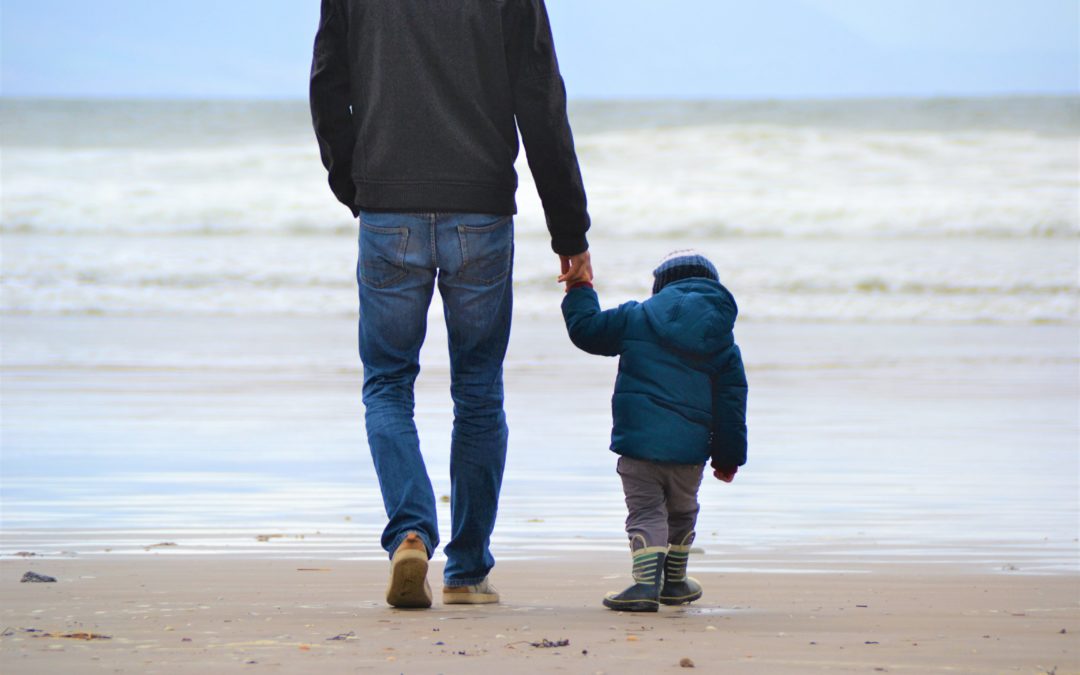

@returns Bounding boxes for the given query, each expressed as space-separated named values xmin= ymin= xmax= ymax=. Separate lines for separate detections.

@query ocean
xmin=3 ymin=97 xmax=1077 ymax=325
xmin=1 ymin=97 xmax=1077 ymax=572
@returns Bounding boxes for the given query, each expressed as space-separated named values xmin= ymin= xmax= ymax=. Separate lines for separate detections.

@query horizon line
xmin=2 ymin=91 xmax=1078 ymax=105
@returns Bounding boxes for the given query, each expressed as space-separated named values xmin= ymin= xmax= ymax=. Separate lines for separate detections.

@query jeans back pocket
xmin=359 ymin=221 xmax=410 ymax=288
xmin=456 ymin=216 xmax=513 ymax=285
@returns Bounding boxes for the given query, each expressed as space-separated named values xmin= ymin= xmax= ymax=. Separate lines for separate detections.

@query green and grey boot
xmin=660 ymin=531 xmax=703 ymax=605
xmin=602 ymin=535 xmax=666 ymax=612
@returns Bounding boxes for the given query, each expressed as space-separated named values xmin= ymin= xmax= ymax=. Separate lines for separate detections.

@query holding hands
xmin=559 ymin=251 xmax=594 ymax=291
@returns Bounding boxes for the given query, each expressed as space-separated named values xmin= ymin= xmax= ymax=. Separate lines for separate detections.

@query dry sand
xmin=1 ymin=558 xmax=1076 ymax=674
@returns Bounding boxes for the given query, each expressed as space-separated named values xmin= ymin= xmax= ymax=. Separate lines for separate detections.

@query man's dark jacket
xmin=562 ymin=279 xmax=749 ymax=467
xmin=310 ymin=0 xmax=590 ymax=255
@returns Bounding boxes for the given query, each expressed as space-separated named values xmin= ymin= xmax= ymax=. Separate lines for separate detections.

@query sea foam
xmin=2 ymin=97 xmax=1077 ymax=323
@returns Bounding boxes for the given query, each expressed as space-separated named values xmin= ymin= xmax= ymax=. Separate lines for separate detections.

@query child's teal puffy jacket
xmin=561 ymin=278 xmax=748 ymax=467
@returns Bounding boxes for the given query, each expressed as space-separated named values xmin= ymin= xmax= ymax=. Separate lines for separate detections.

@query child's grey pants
xmin=616 ymin=456 xmax=705 ymax=548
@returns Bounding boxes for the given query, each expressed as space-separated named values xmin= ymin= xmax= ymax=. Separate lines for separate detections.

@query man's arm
xmin=310 ymin=0 xmax=358 ymax=217
xmin=510 ymin=0 xmax=590 ymax=258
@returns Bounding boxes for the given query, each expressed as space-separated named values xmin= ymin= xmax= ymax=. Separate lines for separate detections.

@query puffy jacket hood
xmin=642 ymin=278 xmax=737 ymax=357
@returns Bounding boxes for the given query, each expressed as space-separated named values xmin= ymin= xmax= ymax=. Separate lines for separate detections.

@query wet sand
xmin=2 ymin=558 xmax=1077 ymax=674
xmin=3 ymin=315 xmax=1077 ymax=572
xmin=2 ymin=314 xmax=1078 ymax=672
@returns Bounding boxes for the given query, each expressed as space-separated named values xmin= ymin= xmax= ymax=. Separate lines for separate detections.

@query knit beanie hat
xmin=652 ymin=249 xmax=719 ymax=295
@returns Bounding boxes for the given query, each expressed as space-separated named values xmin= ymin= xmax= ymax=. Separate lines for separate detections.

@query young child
xmin=562 ymin=250 xmax=748 ymax=612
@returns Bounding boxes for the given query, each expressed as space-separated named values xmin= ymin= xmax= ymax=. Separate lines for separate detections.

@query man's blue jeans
xmin=357 ymin=211 xmax=512 ymax=586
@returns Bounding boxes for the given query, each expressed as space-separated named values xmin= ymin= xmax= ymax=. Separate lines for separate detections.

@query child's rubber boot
xmin=386 ymin=532 xmax=432 ymax=608
xmin=602 ymin=535 xmax=666 ymax=612
xmin=660 ymin=531 xmax=703 ymax=605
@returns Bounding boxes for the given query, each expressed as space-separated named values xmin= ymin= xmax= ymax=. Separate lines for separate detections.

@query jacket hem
xmin=612 ymin=447 xmax=710 ymax=466
xmin=355 ymin=180 xmax=517 ymax=216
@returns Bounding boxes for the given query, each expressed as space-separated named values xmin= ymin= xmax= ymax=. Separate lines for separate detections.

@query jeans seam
xmin=389 ymin=530 xmax=433 ymax=560
xmin=457 ymin=215 xmax=512 ymax=234
xmin=444 ymin=575 xmax=487 ymax=587
xmin=430 ymin=214 xmax=438 ymax=268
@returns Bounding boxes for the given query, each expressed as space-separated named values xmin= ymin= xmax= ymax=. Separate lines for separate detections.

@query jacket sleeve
xmin=561 ymin=286 xmax=634 ymax=357
xmin=310 ymin=0 xmax=359 ymax=217
xmin=509 ymin=0 xmax=590 ymax=256
xmin=711 ymin=346 xmax=748 ymax=467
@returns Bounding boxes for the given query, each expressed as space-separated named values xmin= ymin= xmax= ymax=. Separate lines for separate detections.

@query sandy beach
xmin=3 ymin=313 xmax=1078 ymax=673
xmin=2 ymin=558 xmax=1077 ymax=674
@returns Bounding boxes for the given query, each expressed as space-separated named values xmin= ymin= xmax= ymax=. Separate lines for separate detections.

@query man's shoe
xmin=443 ymin=577 xmax=500 ymax=605
xmin=660 ymin=531 xmax=703 ymax=605
xmin=603 ymin=535 xmax=665 ymax=612
xmin=386 ymin=532 xmax=432 ymax=608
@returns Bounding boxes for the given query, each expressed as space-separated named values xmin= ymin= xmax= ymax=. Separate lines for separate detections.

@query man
xmin=310 ymin=0 xmax=592 ymax=608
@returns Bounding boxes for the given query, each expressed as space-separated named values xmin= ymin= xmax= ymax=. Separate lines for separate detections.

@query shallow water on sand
xmin=2 ymin=315 xmax=1076 ymax=574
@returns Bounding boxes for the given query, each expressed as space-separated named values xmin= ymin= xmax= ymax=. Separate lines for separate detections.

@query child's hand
xmin=711 ymin=461 xmax=738 ymax=483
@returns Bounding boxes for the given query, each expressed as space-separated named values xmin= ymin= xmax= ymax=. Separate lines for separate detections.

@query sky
xmin=2 ymin=0 xmax=1077 ymax=99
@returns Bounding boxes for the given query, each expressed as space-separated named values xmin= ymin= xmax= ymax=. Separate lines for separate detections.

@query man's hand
xmin=558 ymin=251 xmax=593 ymax=286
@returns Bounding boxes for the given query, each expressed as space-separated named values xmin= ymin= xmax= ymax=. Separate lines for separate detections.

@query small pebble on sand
xmin=21 ymin=572 xmax=57 ymax=583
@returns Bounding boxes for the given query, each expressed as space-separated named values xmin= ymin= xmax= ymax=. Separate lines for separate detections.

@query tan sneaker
xmin=443 ymin=577 xmax=499 ymax=605
xmin=386 ymin=532 xmax=432 ymax=608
